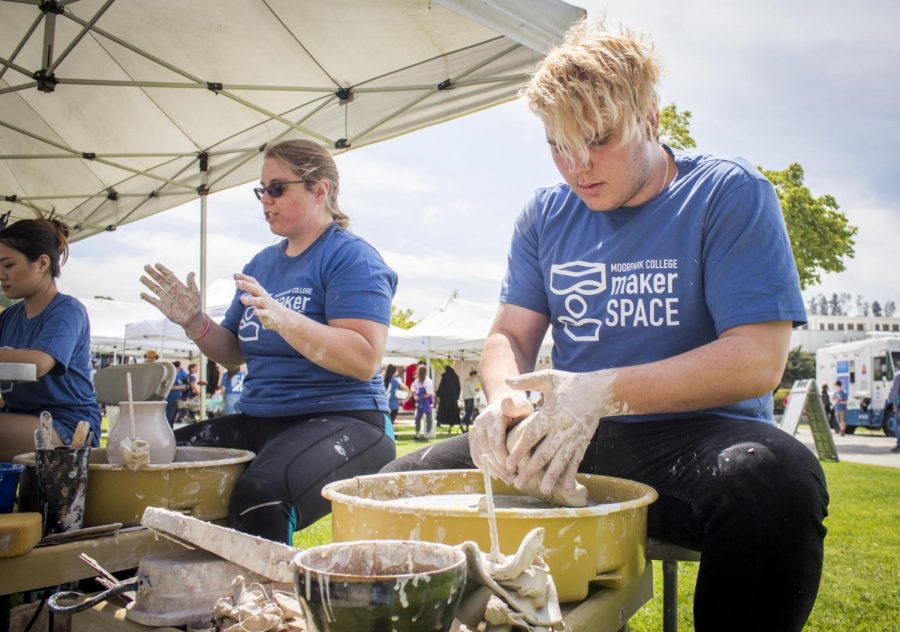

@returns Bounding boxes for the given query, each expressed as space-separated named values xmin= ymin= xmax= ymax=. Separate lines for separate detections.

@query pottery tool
xmin=38 ymin=411 xmax=54 ymax=449
xmin=481 ymin=454 xmax=502 ymax=562
xmin=126 ymin=372 xmax=137 ymax=438
xmin=69 ymin=421 xmax=91 ymax=449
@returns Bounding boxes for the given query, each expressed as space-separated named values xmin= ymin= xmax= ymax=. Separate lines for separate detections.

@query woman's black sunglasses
xmin=253 ymin=180 xmax=305 ymax=200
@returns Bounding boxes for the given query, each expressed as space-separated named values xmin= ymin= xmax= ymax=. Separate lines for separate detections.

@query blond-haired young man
xmin=384 ymin=22 xmax=827 ymax=630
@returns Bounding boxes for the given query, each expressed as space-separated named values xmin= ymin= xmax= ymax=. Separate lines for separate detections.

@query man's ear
xmin=646 ymin=108 xmax=660 ymax=141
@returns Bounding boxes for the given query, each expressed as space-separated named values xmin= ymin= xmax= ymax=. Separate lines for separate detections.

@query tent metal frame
xmin=1 ymin=0 xmax=564 ymax=237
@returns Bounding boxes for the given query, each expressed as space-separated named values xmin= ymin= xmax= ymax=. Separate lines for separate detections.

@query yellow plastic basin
xmin=322 ymin=470 xmax=657 ymax=602
xmin=15 ymin=447 xmax=254 ymax=527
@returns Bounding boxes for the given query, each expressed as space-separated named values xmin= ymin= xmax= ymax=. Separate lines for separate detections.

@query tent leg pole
xmin=198 ymin=156 xmax=209 ymax=421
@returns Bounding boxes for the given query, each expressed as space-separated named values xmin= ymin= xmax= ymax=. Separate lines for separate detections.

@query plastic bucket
xmin=0 ymin=462 xmax=25 ymax=513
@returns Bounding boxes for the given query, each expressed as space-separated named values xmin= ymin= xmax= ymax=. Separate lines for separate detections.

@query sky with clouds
xmin=59 ymin=0 xmax=900 ymax=320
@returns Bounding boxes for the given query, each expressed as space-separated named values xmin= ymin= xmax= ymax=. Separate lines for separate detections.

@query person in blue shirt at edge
xmin=382 ymin=364 xmax=409 ymax=428
xmin=0 ymin=217 xmax=102 ymax=461
xmin=220 ymin=364 xmax=246 ymax=416
xmin=164 ymin=359 xmax=189 ymax=427
xmin=382 ymin=20 xmax=828 ymax=632
xmin=140 ymin=139 xmax=397 ymax=544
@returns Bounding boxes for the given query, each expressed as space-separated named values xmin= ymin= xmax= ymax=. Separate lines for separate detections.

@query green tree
xmin=781 ymin=346 xmax=816 ymax=388
xmin=761 ymin=163 xmax=857 ymax=289
xmin=659 ymin=104 xmax=857 ymax=290
xmin=658 ymin=104 xmax=696 ymax=150
xmin=871 ymin=300 xmax=883 ymax=317
xmin=390 ymin=305 xmax=417 ymax=329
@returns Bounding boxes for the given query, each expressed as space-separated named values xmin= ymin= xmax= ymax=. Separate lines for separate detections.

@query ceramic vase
xmin=107 ymin=401 xmax=177 ymax=465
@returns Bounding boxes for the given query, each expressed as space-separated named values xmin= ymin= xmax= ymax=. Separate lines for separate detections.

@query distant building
xmin=792 ymin=314 xmax=900 ymax=353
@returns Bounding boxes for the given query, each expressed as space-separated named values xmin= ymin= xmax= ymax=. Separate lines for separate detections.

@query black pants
xmin=381 ymin=417 xmax=828 ymax=632
xmin=176 ymin=410 xmax=395 ymax=544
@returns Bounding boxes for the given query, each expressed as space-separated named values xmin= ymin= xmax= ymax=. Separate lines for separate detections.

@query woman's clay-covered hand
xmin=235 ymin=273 xmax=292 ymax=335
xmin=140 ymin=263 xmax=202 ymax=329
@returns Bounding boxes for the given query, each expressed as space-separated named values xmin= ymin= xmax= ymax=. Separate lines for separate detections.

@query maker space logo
xmin=550 ymin=259 xmax=681 ymax=342
xmin=238 ymin=286 xmax=313 ymax=342
xmin=550 ymin=261 xmax=606 ymax=341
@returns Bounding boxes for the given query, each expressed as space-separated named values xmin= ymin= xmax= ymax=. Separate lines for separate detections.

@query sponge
xmin=0 ymin=513 xmax=42 ymax=557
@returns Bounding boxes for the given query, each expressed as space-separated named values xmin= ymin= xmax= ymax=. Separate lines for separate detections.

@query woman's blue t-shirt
xmin=501 ymin=148 xmax=807 ymax=424
xmin=221 ymin=224 xmax=397 ymax=417
xmin=833 ymin=389 xmax=848 ymax=412
xmin=0 ymin=293 xmax=101 ymax=444
xmin=386 ymin=376 xmax=403 ymax=410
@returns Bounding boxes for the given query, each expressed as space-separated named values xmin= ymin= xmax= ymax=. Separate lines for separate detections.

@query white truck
xmin=815 ymin=336 xmax=900 ymax=435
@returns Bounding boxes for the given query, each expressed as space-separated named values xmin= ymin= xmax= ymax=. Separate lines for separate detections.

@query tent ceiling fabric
xmin=0 ymin=0 xmax=583 ymax=241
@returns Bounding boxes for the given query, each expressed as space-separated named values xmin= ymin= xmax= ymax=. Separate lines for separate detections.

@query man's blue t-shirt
xmin=501 ymin=148 xmax=807 ymax=424
xmin=0 ymin=293 xmax=101 ymax=444
xmin=221 ymin=224 xmax=397 ymax=417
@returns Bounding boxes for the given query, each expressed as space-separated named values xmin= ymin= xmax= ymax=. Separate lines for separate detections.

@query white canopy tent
xmin=385 ymin=296 xmax=554 ymax=362
xmin=3 ymin=0 xmax=582 ymax=410
xmin=1 ymin=0 xmax=583 ymax=241
xmin=80 ymin=296 xmax=197 ymax=357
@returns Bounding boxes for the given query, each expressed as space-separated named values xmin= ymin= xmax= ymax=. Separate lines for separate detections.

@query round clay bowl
xmin=293 ymin=540 xmax=467 ymax=632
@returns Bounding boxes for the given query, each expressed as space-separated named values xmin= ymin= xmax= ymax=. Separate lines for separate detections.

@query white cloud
xmin=803 ymin=202 xmax=899 ymax=308
xmin=337 ymin=153 xmax=437 ymax=193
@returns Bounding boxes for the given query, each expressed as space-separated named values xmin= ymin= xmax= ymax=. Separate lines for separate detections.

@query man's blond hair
xmin=521 ymin=20 xmax=661 ymax=166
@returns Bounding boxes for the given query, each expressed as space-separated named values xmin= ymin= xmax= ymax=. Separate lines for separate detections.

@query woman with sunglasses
xmin=0 ymin=217 xmax=101 ymax=460
xmin=140 ymin=139 xmax=397 ymax=543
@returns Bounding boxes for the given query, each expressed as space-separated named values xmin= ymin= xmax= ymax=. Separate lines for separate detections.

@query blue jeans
xmin=165 ymin=399 xmax=179 ymax=428
xmin=224 ymin=393 xmax=242 ymax=415
xmin=893 ymin=402 xmax=900 ymax=446
xmin=462 ymin=398 xmax=475 ymax=429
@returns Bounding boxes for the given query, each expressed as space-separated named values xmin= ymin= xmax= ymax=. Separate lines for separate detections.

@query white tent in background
xmin=80 ymin=296 xmax=161 ymax=352
xmin=122 ymin=278 xmax=236 ymax=352
xmin=385 ymin=296 xmax=554 ymax=361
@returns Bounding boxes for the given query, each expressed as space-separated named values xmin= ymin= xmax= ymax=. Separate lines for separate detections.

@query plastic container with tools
xmin=0 ymin=462 xmax=25 ymax=514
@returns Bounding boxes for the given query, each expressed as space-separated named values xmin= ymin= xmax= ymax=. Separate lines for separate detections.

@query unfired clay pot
xmin=107 ymin=401 xmax=176 ymax=465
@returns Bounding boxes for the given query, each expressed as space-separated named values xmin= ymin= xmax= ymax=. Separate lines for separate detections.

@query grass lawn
xmin=294 ymin=419 xmax=900 ymax=630
xmin=627 ymin=458 xmax=900 ymax=631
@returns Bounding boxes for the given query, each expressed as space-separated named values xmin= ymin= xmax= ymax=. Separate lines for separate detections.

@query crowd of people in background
xmin=379 ymin=362 xmax=485 ymax=440
xmin=90 ymin=351 xmax=246 ymax=428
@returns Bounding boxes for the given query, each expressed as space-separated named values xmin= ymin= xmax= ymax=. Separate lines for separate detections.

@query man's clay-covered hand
xmin=469 ymin=393 xmax=533 ymax=484
xmin=504 ymin=368 xmax=621 ymax=495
